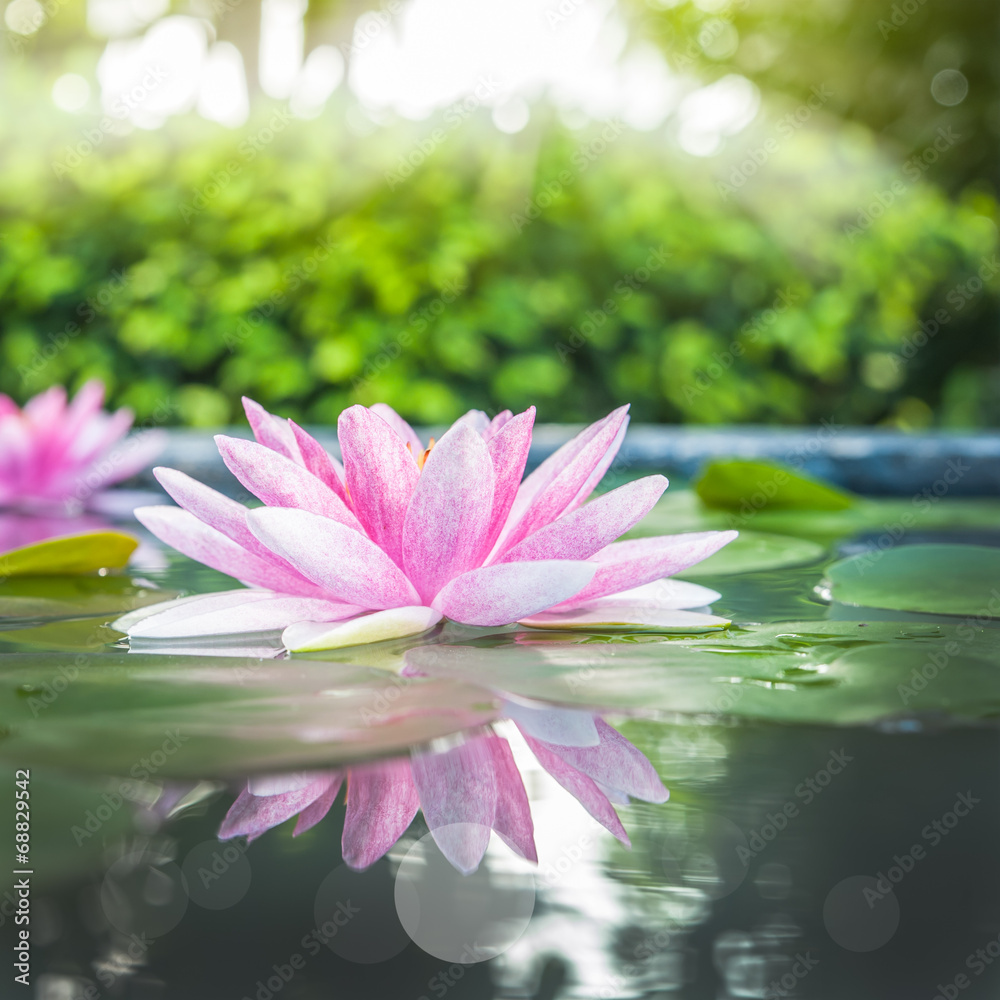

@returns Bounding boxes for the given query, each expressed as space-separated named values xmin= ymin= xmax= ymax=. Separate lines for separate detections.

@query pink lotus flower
xmin=119 ymin=399 xmax=735 ymax=650
xmin=0 ymin=381 xmax=164 ymax=513
xmin=218 ymin=706 xmax=667 ymax=874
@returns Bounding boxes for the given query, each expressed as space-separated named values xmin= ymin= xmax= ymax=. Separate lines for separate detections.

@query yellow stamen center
xmin=407 ymin=438 xmax=436 ymax=470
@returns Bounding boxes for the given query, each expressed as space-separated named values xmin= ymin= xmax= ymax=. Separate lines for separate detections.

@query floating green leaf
xmin=0 ymin=576 xmax=176 ymax=622
xmin=675 ymin=531 xmax=826 ymax=577
xmin=0 ymin=653 xmax=499 ymax=778
xmin=0 ymin=532 xmax=138 ymax=577
xmin=825 ymin=544 xmax=1000 ymax=617
xmin=695 ymin=460 xmax=856 ymax=512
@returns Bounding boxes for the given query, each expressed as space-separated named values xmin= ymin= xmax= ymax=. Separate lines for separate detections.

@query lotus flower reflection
xmin=0 ymin=381 xmax=164 ymax=512
xmin=119 ymin=400 xmax=735 ymax=649
xmin=220 ymin=705 xmax=667 ymax=875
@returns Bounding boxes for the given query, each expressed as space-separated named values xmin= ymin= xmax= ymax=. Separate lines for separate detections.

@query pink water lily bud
xmin=117 ymin=397 xmax=736 ymax=647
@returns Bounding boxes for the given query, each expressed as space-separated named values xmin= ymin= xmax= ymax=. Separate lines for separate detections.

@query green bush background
xmin=2 ymin=27 xmax=999 ymax=428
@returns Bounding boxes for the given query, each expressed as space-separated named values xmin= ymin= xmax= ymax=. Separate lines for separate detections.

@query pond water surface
xmin=2 ymin=488 xmax=1000 ymax=1000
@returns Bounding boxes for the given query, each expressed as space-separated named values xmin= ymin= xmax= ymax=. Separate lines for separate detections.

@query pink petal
xmin=522 ymin=734 xmax=629 ymax=845
xmin=134 ymin=505 xmax=330 ymax=594
xmin=568 ymin=413 xmax=629 ymax=511
xmin=126 ymin=592 xmax=363 ymax=638
xmin=498 ymin=475 xmax=667 ymax=564
xmin=219 ymin=777 xmax=335 ymax=841
xmin=99 ymin=430 xmax=168 ymax=485
xmin=68 ymin=407 xmax=135 ymax=467
xmin=484 ymin=408 xmax=535 ymax=554
xmin=370 ymin=403 xmax=423 ymax=454
xmin=247 ymin=506 xmax=421 ymax=608
xmin=342 ymin=759 xmax=420 ymax=870
xmin=432 ymin=559 xmax=597 ymax=627
xmin=249 ymin=773 xmax=321 ymax=795
xmin=402 ymin=422 xmax=496 ymax=602
xmin=243 ymin=397 xmax=303 ymax=463
xmin=338 ymin=405 xmax=421 ymax=567
xmin=216 ymin=435 xmax=363 ymax=532
xmin=483 ymin=410 xmax=513 ymax=443
xmin=294 ymin=773 xmax=345 ymax=835
xmin=487 ymin=735 xmax=537 ymax=863
xmin=63 ymin=380 xmax=107 ymax=440
xmin=538 ymin=718 xmax=669 ymax=803
xmin=554 ymin=531 xmax=738 ymax=608
xmin=498 ymin=406 xmax=630 ymax=556
xmin=288 ymin=420 xmax=348 ymax=503
xmin=411 ymin=735 xmax=498 ymax=874
xmin=154 ymin=467 xmax=321 ymax=591
xmin=454 ymin=409 xmax=491 ymax=434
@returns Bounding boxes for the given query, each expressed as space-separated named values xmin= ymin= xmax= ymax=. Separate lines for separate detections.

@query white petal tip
xmin=283 ymin=606 xmax=443 ymax=652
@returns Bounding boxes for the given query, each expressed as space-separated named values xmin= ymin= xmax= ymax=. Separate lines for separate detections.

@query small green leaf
xmin=0 ymin=531 xmax=139 ymax=576
xmin=695 ymin=460 xmax=855 ymax=512
xmin=825 ymin=544 xmax=1000 ymax=617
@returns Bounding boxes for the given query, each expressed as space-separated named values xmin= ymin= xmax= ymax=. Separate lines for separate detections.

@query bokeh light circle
xmin=394 ymin=825 xmax=536 ymax=963
xmin=823 ymin=875 xmax=900 ymax=952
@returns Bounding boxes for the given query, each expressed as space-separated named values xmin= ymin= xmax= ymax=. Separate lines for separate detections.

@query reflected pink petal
xmin=342 ymin=759 xmax=420 ymax=869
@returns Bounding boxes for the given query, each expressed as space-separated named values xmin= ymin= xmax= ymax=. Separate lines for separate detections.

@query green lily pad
xmin=825 ymin=544 xmax=1000 ymax=617
xmin=0 ymin=576 xmax=177 ymax=622
xmin=675 ymin=531 xmax=826 ymax=578
xmin=0 ymin=531 xmax=138 ymax=577
xmin=404 ymin=619 xmax=1000 ymax=726
xmin=695 ymin=460 xmax=856 ymax=512
xmin=632 ymin=489 xmax=1000 ymax=549
xmin=0 ymin=653 xmax=499 ymax=778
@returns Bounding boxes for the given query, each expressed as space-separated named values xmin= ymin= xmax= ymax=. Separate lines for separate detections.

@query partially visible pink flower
xmin=121 ymin=398 xmax=735 ymax=649
xmin=0 ymin=381 xmax=165 ymax=512
xmin=218 ymin=708 xmax=667 ymax=874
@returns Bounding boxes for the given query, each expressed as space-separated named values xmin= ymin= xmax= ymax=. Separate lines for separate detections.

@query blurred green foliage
xmin=0 ymin=81 xmax=998 ymax=427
